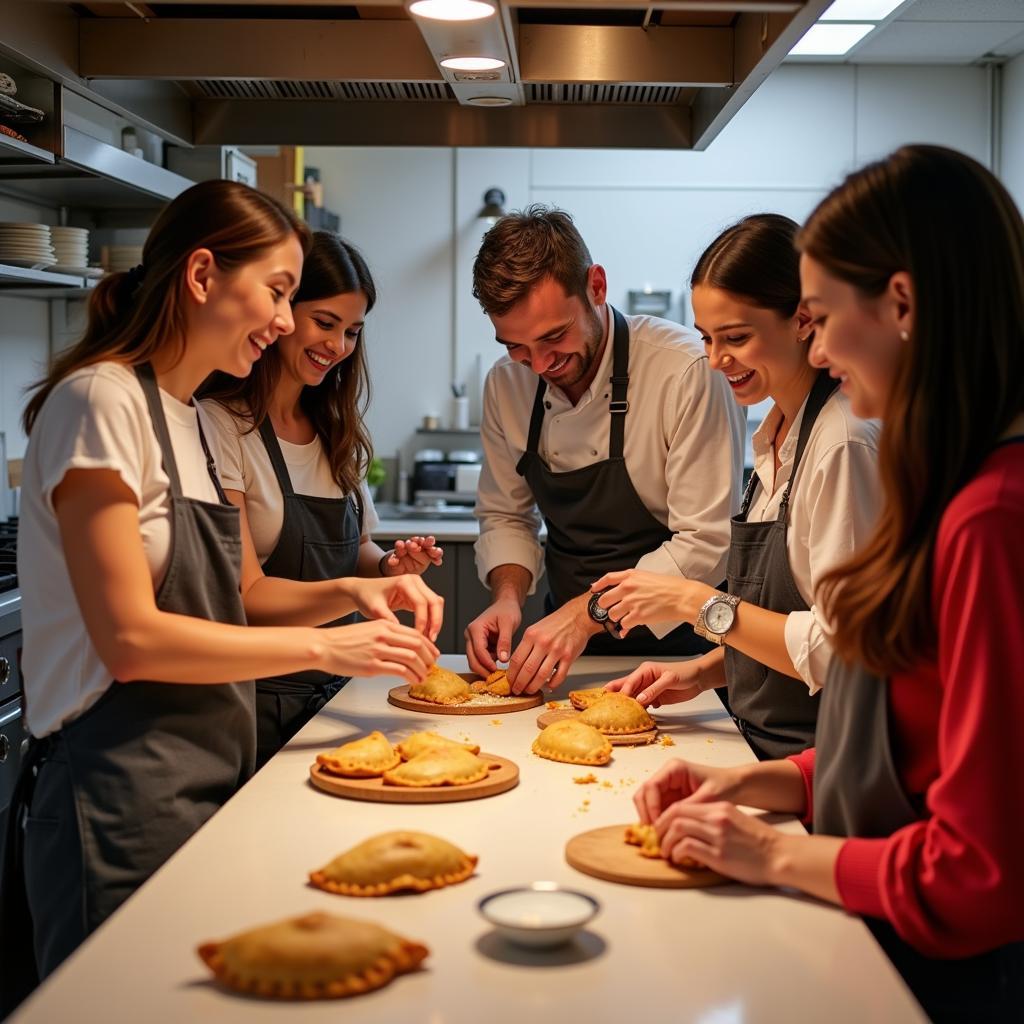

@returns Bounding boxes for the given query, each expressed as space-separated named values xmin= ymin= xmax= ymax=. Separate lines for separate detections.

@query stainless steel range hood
xmin=5 ymin=1 xmax=829 ymax=151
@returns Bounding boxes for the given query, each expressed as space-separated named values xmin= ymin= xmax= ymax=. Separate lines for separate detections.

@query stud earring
xmin=899 ymin=330 xmax=910 ymax=342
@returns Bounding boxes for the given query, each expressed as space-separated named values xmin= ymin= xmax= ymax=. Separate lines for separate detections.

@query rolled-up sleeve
xmin=474 ymin=368 xmax=545 ymax=592
xmin=783 ymin=439 xmax=881 ymax=693
xmin=636 ymin=357 xmax=742 ymax=637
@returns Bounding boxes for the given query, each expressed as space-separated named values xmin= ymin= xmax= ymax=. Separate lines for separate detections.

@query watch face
xmin=705 ymin=599 xmax=735 ymax=634
xmin=588 ymin=594 xmax=609 ymax=622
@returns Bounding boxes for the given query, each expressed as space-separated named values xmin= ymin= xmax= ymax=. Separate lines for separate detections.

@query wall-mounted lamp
xmin=479 ymin=187 xmax=506 ymax=225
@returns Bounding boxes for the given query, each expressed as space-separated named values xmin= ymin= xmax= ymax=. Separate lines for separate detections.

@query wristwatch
xmin=587 ymin=589 xmax=621 ymax=636
xmin=694 ymin=592 xmax=740 ymax=645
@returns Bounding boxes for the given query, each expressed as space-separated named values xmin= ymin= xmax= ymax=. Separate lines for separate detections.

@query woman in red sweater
xmin=633 ymin=144 xmax=1024 ymax=1022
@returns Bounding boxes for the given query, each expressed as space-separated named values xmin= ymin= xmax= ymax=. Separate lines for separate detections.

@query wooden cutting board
xmin=309 ymin=752 xmax=518 ymax=804
xmin=566 ymin=825 xmax=728 ymax=889
xmin=389 ymin=675 xmax=543 ymax=716
xmin=536 ymin=707 xmax=657 ymax=746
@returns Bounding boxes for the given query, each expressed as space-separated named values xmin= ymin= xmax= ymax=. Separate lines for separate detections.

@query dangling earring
xmin=899 ymin=330 xmax=910 ymax=342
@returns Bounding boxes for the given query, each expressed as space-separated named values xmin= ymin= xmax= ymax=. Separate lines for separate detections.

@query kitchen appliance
xmin=0 ymin=517 xmax=26 ymax=847
xmin=412 ymin=449 xmax=480 ymax=507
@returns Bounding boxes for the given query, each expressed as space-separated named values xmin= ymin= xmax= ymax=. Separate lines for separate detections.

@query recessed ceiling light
xmin=409 ymin=0 xmax=496 ymax=21
xmin=819 ymin=0 xmax=904 ymax=20
xmin=789 ymin=23 xmax=874 ymax=57
xmin=440 ymin=56 xmax=506 ymax=71
xmin=467 ymin=96 xmax=513 ymax=107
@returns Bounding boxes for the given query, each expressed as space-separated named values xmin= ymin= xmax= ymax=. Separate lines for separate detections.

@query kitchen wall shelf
xmin=0 ymin=263 xmax=96 ymax=297
xmin=0 ymin=134 xmax=56 ymax=167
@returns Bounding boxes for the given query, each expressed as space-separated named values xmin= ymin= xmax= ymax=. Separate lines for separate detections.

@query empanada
xmin=579 ymin=692 xmax=654 ymax=734
xmin=383 ymin=746 xmax=495 ymax=787
xmin=410 ymin=665 xmax=470 ymax=705
xmin=532 ymin=718 xmax=612 ymax=766
xmin=310 ymin=831 xmax=477 ymax=896
xmin=625 ymin=822 xmax=704 ymax=869
xmin=568 ymin=687 xmax=610 ymax=711
xmin=395 ymin=731 xmax=480 ymax=761
xmin=197 ymin=911 xmax=428 ymax=1000
xmin=316 ymin=732 xmax=400 ymax=778
xmin=470 ymin=669 xmax=511 ymax=696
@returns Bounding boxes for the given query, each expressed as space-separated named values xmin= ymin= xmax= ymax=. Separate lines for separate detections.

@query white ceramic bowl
xmin=478 ymin=883 xmax=599 ymax=948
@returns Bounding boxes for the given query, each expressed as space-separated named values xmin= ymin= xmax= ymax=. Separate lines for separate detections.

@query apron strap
xmin=135 ymin=362 xmax=184 ymax=499
xmin=608 ymin=306 xmax=630 ymax=460
xmin=257 ymin=418 xmax=297 ymax=498
xmin=525 ymin=379 xmax=547 ymax=456
xmin=777 ymin=369 xmax=839 ymax=524
xmin=195 ymin=413 xmax=230 ymax=505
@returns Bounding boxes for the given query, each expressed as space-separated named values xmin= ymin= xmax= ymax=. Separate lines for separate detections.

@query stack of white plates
xmin=102 ymin=245 xmax=145 ymax=273
xmin=0 ymin=222 xmax=56 ymax=269
xmin=49 ymin=226 xmax=91 ymax=273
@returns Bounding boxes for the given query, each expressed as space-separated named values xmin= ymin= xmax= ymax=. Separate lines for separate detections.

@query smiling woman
xmin=198 ymin=233 xmax=445 ymax=768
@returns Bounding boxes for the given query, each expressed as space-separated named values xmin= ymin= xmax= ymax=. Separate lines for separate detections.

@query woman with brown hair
xmin=200 ymin=232 xmax=444 ymax=767
xmin=595 ymin=214 xmax=881 ymax=759
xmin=631 ymin=146 xmax=1024 ymax=1021
xmin=0 ymin=181 xmax=438 ymax=1007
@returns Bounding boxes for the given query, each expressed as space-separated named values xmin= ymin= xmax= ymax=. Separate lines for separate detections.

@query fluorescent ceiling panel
xmin=790 ymin=23 xmax=875 ymax=55
xmin=820 ymin=0 xmax=905 ymax=20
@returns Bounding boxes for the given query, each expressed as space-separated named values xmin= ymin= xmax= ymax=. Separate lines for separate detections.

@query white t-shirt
xmin=746 ymin=389 xmax=881 ymax=694
xmin=19 ymin=362 xmax=223 ymax=737
xmin=199 ymin=400 xmax=378 ymax=564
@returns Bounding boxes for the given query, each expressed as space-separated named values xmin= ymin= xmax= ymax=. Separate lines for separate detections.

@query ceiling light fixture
xmin=789 ymin=23 xmax=873 ymax=57
xmin=440 ymin=56 xmax=506 ymax=71
xmin=819 ymin=0 xmax=904 ymax=20
xmin=467 ymin=96 xmax=513 ymax=107
xmin=409 ymin=0 xmax=496 ymax=21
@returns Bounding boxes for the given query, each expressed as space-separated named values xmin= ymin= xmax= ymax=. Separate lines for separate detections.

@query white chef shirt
xmin=199 ymin=400 xmax=379 ymax=564
xmin=747 ymin=389 xmax=881 ymax=694
xmin=19 ymin=362 xmax=222 ymax=737
xmin=474 ymin=306 xmax=745 ymax=637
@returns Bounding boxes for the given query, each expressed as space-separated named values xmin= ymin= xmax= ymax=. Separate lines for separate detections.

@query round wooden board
xmin=309 ymin=753 xmax=518 ymax=803
xmin=389 ymin=681 xmax=543 ymax=716
xmin=536 ymin=707 xmax=658 ymax=746
xmin=566 ymin=825 xmax=728 ymax=889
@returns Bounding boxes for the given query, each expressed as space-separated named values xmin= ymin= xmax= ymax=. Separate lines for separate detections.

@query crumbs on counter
xmin=546 ymin=700 xmax=563 ymax=709
xmin=600 ymin=780 xmax=613 ymax=789
xmin=490 ymin=719 xmax=502 ymax=726
xmin=660 ymin=735 xmax=676 ymax=747
xmin=706 ymin=738 xmax=714 ymax=744
xmin=573 ymin=773 xmax=598 ymax=785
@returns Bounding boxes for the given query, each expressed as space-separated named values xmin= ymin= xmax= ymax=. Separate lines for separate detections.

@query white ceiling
xmin=793 ymin=0 xmax=1024 ymax=65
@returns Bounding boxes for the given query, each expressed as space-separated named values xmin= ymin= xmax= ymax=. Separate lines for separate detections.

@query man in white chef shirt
xmin=464 ymin=206 xmax=744 ymax=693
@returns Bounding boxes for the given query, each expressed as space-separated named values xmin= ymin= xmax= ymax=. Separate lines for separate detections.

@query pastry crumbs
xmin=546 ymin=700 xmax=562 ymax=709
xmin=706 ymin=738 xmax=714 ymax=744
xmin=600 ymin=781 xmax=613 ymax=789
xmin=573 ymin=773 xmax=598 ymax=785
xmin=660 ymin=736 xmax=676 ymax=747
xmin=490 ymin=719 xmax=502 ymax=726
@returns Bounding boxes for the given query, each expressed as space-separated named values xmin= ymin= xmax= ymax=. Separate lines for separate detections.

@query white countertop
xmin=12 ymin=656 xmax=925 ymax=1024
xmin=374 ymin=516 xmax=480 ymax=542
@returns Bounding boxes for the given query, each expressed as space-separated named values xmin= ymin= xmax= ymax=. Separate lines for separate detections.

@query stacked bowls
xmin=49 ymin=226 xmax=91 ymax=272
xmin=0 ymin=222 xmax=55 ymax=269
xmin=101 ymin=244 xmax=145 ymax=274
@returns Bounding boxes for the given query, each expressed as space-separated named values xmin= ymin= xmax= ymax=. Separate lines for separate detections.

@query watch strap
xmin=694 ymin=593 xmax=740 ymax=645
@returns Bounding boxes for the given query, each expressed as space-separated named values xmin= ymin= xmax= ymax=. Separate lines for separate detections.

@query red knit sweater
xmin=790 ymin=440 xmax=1024 ymax=959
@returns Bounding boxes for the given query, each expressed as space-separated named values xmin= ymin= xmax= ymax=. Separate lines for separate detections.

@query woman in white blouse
xmin=596 ymin=214 xmax=880 ymax=758
xmin=200 ymin=233 xmax=444 ymax=767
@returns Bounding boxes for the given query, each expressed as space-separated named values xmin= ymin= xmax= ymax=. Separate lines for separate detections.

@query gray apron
xmin=723 ymin=370 xmax=836 ymax=760
xmin=516 ymin=306 xmax=710 ymax=657
xmin=0 ymin=363 xmax=255 ymax=1014
xmin=253 ymin=419 xmax=362 ymax=769
xmin=815 ymin=643 xmax=1024 ymax=1023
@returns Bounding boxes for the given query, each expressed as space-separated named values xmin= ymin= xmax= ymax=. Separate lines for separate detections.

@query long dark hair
xmin=691 ymin=213 xmax=802 ymax=317
xmin=798 ymin=145 xmax=1024 ymax=674
xmin=201 ymin=232 xmax=376 ymax=496
xmin=23 ymin=180 xmax=310 ymax=433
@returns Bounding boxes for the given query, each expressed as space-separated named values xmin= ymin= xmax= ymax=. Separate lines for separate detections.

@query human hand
xmin=633 ymin=758 xmax=744 ymax=824
xmin=347 ymin=575 xmax=444 ymax=643
xmin=381 ymin=536 xmax=444 ymax=577
xmin=505 ymin=599 xmax=596 ymax=694
xmin=319 ymin=619 xmax=438 ymax=684
xmin=604 ymin=660 xmax=703 ymax=707
xmin=591 ymin=569 xmax=709 ymax=635
xmin=464 ymin=597 xmax=522 ymax=676
xmin=654 ymin=800 xmax=782 ymax=885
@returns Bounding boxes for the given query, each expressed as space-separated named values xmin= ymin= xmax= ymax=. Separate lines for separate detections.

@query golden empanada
xmin=383 ymin=746 xmax=495 ymax=787
xmin=310 ymin=831 xmax=477 ymax=896
xmin=470 ymin=669 xmax=511 ymax=696
xmin=316 ymin=732 xmax=400 ymax=778
xmin=568 ymin=687 xmax=610 ymax=711
xmin=579 ymin=692 xmax=654 ymax=734
xmin=625 ymin=822 xmax=704 ymax=869
xmin=409 ymin=665 xmax=470 ymax=705
xmin=395 ymin=731 xmax=480 ymax=760
xmin=197 ymin=911 xmax=428 ymax=1000
xmin=532 ymin=718 xmax=612 ymax=766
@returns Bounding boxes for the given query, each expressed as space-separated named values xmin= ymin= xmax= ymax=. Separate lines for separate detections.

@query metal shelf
xmin=0 ymin=263 xmax=96 ymax=297
xmin=0 ymin=133 xmax=55 ymax=167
